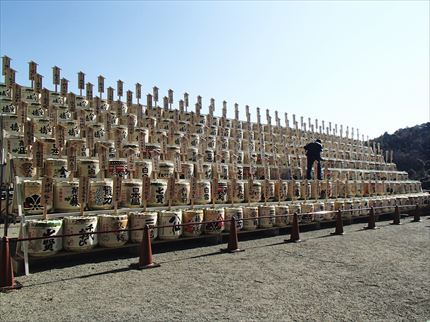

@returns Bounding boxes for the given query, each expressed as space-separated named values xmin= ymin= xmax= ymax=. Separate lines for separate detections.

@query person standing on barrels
xmin=304 ymin=139 xmax=323 ymax=180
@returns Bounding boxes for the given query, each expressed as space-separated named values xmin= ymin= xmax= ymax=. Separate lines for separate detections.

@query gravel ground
xmin=1 ymin=216 xmax=429 ymax=321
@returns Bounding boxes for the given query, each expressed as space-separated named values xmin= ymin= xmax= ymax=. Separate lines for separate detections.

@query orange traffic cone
xmin=331 ymin=210 xmax=344 ymax=235
xmin=130 ymin=225 xmax=160 ymax=269
xmin=0 ymin=237 xmax=22 ymax=292
xmin=412 ymin=204 xmax=421 ymax=222
xmin=391 ymin=205 xmax=401 ymax=225
xmin=221 ymin=217 xmax=244 ymax=253
xmin=364 ymin=207 xmax=378 ymax=230
xmin=285 ymin=213 xmax=301 ymax=243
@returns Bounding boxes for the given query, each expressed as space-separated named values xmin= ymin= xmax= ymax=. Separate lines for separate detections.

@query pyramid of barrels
xmin=1 ymin=56 xmax=428 ymax=257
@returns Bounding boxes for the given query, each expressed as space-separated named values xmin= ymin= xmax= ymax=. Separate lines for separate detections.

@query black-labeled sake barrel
xmin=243 ymin=206 xmax=259 ymax=231
xmin=120 ymin=179 xmax=142 ymax=208
xmin=66 ymin=138 xmax=88 ymax=157
xmin=0 ymin=97 xmax=16 ymax=114
xmin=323 ymin=201 xmax=336 ymax=220
xmin=78 ymin=158 xmax=100 ymax=178
xmin=135 ymin=159 xmax=153 ymax=178
xmin=21 ymin=87 xmax=40 ymax=104
xmin=63 ymin=216 xmax=98 ymax=251
xmin=88 ymin=179 xmax=113 ymax=210
xmin=53 ymin=179 xmax=80 ymax=212
xmin=180 ymin=162 xmax=194 ymax=179
xmin=129 ymin=211 xmax=158 ymax=242
xmin=224 ymin=207 xmax=244 ymax=231
xmin=12 ymin=156 xmax=36 ymax=177
xmin=158 ymin=210 xmax=182 ymax=240
xmin=75 ymin=96 xmax=89 ymax=109
xmin=275 ymin=205 xmax=289 ymax=227
xmin=203 ymin=208 xmax=225 ymax=234
xmin=148 ymin=179 xmax=168 ymax=206
xmin=98 ymin=213 xmax=129 ymax=247
xmin=194 ymin=179 xmax=211 ymax=204
xmin=259 ymin=205 xmax=276 ymax=228
xmin=26 ymin=219 xmax=63 ymax=256
xmin=23 ymin=179 xmax=52 ymax=214
xmin=182 ymin=209 xmax=204 ymax=237
xmin=172 ymin=180 xmax=191 ymax=205
xmin=63 ymin=120 xmax=80 ymax=139
xmin=245 ymin=181 xmax=262 ymax=203
xmin=2 ymin=114 xmax=23 ymax=134
xmin=45 ymin=158 xmax=68 ymax=178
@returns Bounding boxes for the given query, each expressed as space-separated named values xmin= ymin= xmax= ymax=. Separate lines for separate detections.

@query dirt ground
xmin=1 ymin=216 xmax=429 ymax=321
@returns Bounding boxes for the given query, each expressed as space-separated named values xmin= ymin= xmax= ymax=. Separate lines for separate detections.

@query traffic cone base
xmin=131 ymin=225 xmax=160 ymax=270
xmin=130 ymin=262 xmax=161 ymax=270
xmin=391 ymin=206 xmax=401 ymax=225
xmin=285 ymin=238 xmax=301 ymax=243
xmin=221 ymin=217 xmax=244 ymax=253
xmin=220 ymin=247 xmax=245 ymax=253
xmin=412 ymin=205 xmax=421 ymax=222
xmin=1 ymin=237 xmax=22 ymax=292
xmin=0 ymin=281 xmax=23 ymax=293
xmin=285 ymin=213 xmax=301 ymax=243
xmin=331 ymin=210 xmax=344 ymax=235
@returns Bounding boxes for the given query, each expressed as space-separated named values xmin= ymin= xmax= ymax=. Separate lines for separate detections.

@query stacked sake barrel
xmin=1 ymin=57 xmax=428 ymax=258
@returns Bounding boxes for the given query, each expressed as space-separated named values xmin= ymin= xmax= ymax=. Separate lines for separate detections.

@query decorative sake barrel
xmin=2 ymin=114 xmax=23 ymax=134
xmin=323 ymin=201 xmax=336 ymax=220
xmin=45 ymin=158 xmax=69 ymax=179
xmin=6 ymin=135 xmax=28 ymax=156
xmin=165 ymin=145 xmax=181 ymax=161
xmin=300 ymin=181 xmax=311 ymax=200
xmin=56 ymin=105 xmax=73 ymax=122
xmin=98 ymin=214 xmax=129 ymax=248
xmin=67 ymin=138 xmax=88 ymax=157
xmin=21 ymin=87 xmax=40 ymax=103
xmin=203 ymin=208 xmax=225 ymax=234
xmin=275 ymin=181 xmax=288 ymax=201
xmin=134 ymin=159 xmax=153 ymax=178
xmin=204 ymin=149 xmax=215 ymax=163
xmin=300 ymin=203 xmax=314 ymax=223
xmin=219 ymin=164 xmax=229 ymax=180
xmin=343 ymin=200 xmax=354 ymax=218
xmin=312 ymin=201 xmax=325 ymax=221
xmin=261 ymin=180 xmax=275 ymax=201
xmin=202 ymin=163 xmax=213 ymax=180
xmin=228 ymin=180 xmax=245 ymax=203
xmin=121 ymin=179 xmax=142 ymax=208
xmin=27 ymin=219 xmax=63 ymax=257
xmin=53 ymin=179 xmax=81 ymax=212
xmin=242 ymin=206 xmax=259 ymax=231
xmin=195 ymin=180 xmax=211 ymax=204
xmin=182 ymin=209 xmax=204 ymax=237
xmin=129 ymin=211 xmax=158 ymax=242
xmin=108 ymin=159 xmax=128 ymax=177
xmin=189 ymin=134 xmax=200 ymax=147
xmin=187 ymin=147 xmax=198 ymax=162
xmin=0 ymin=98 xmax=16 ymax=114
xmin=78 ymin=159 xmax=100 ymax=178
xmin=12 ymin=156 xmax=36 ymax=177
xmin=22 ymin=179 xmax=52 ymax=215
xmin=148 ymin=179 xmax=168 ymax=206
xmin=88 ymin=179 xmax=113 ymax=210
xmin=246 ymin=181 xmax=262 ymax=203
xmin=275 ymin=205 xmax=289 ymax=227
xmin=224 ymin=207 xmax=244 ymax=231
xmin=214 ymin=180 xmax=228 ymax=204
xmin=63 ymin=216 xmax=98 ymax=251
xmin=158 ymin=210 xmax=182 ymax=240
xmin=287 ymin=181 xmax=301 ymax=200
xmin=63 ymin=120 xmax=80 ymax=139
xmin=259 ymin=205 xmax=276 ymax=228
xmin=172 ymin=180 xmax=191 ymax=205
xmin=310 ymin=180 xmax=320 ymax=199
xmin=180 ymin=162 xmax=194 ymax=179
xmin=120 ymin=144 xmax=139 ymax=159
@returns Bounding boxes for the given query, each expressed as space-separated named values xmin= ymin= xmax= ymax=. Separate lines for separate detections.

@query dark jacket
xmin=304 ymin=142 xmax=323 ymax=160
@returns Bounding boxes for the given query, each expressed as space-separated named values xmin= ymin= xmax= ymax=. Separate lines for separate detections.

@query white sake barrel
xmin=135 ymin=159 xmax=153 ymax=178
xmin=180 ymin=162 xmax=194 ymax=179
xmin=259 ymin=205 xmax=276 ymax=228
xmin=98 ymin=214 xmax=129 ymax=248
xmin=23 ymin=179 xmax=53 ymax=215
xmin=242 ymin=206 xmax=259 ymax=231
xmin=21 ymin=87 xmax=40 ymax=104
xmin=203 ymin=208 xmax=225 ymax=234
xmin=310 ymin=180 xmax=320 ymax=199
xmin=78 ymin=159 xmax=100 ymax=178
xmin=313 ymin=201 xmax=325 ymax=221
xmin=182 ymin=209 xmax=204 ymax=237
xmin=287 ymin=181 xmax=301 ymax=200
xmin=2 ymin=114 xmax=23 ymax=135
xmin=262 ymin=180 xmax=275 ymax=201
xmin=221 ymin=150 xmax=230 ymax=163
xmin=360 ymin=199 xmax=370 ymax=216
xmin=224 ymin=207 xmax=244 ymax=231
xmin=12 ymin=156 xmax=36 ymax=177
xmin=275 ymin=181 xmax=288 ymax=201
xmin=300 ymin=181 xmax=311 ymax=200
xmin=63 ymin=120 xmax=80 ymax=139
xmin=189 ymin=134 xmax=200 ymax=147
xmin=275 ymin=205 xmax=289 ymax=227
xmin=27 ymin=219 xmax=63 ymax=257
xmin=215 ymin=180 xmax=228 ymax=204
xmin=235 ymin=165 xmax=244 ymax=180
xmin=352 ymin=200 xmax=362 ymax=217
xmin=300 ymin=203 xmax=314 ymax=223
xmin=343 ymin=200 xmax=354 ymax=218
xmin=165 ymin=145 xmax=181 ymax=161
xmin=187 ymin=147 xmax=198 ymax=162
xmin=63 ymin=216 xmax=98 ymax=251
xmin=195 ymin=180 xmax=211 ymax=204
xmin=319 ymin=181 xmax=332 ymax=199
xmin=67 ymin=138 xmax=88 ymax=157
xmin=288 ymin=203 xmax=301 ymax=224
xmin=158 ymin=210 xmax=182 ymax=240
xmin=120 ymin=144 xmax=139 ymax=159
xmin=0 ymin=98 xmax=16 ymax=114
xmin=57 ymin=105 xmax=73 ymax=122
xmin=6 ymin=135 xmax=28 ymax=156
xmin=88 ymin=179 xmax=113 ymax=210
xmin=108 ymin=159 xmax=128 ymax=177
xmin=202 ymin=163 xmax=213 ymax=180
xmin=121 ymin=179 xmax=142 ymax=208
xmin=246 ymin=181 xmax=262 ymax=203
xmin=204 ymin=149 xmax=215 ymax=163
xmin=129 ymin=211 xmax=158 ymax=242
xmin=148 ymin=179 xmax=168 ymax=206
xmin=45 ymin=158 xmax=69 ymax=179
xmin=172 ymin=180 xmax=191 ymax=205
xmin=228 ymin=180 xmax=245 ymax=203
xmin=54 ymin=179 xmax=80 ymax=212
xmin=219 ymin=164 xmax=229 ymax=180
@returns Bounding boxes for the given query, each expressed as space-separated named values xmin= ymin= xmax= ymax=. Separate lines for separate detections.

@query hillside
xmin=371 ymin=122 xmax=430 ymax=189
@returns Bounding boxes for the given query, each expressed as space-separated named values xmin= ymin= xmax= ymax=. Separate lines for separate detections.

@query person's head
xmin=315 ymin=139 xmax=321 ymax=144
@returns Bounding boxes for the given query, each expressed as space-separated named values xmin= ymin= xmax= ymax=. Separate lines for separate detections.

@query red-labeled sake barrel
xmin=203 ymin=208 xmax=225 ymax=234
xmin=242 ymin=206 xmax=259 ymax=231
xmin=182 ymin=209 xmax=204 ymax=237
xmin=259 ymin=205 xmax=276 ymax=228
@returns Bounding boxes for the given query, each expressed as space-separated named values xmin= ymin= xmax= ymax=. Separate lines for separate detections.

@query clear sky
xmin=1 ymin=0 xmax=429 ymax=139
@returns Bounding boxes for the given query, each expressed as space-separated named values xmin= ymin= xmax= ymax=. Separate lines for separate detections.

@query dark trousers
xmin=306 ymin=157 xmax=322 ymax=180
